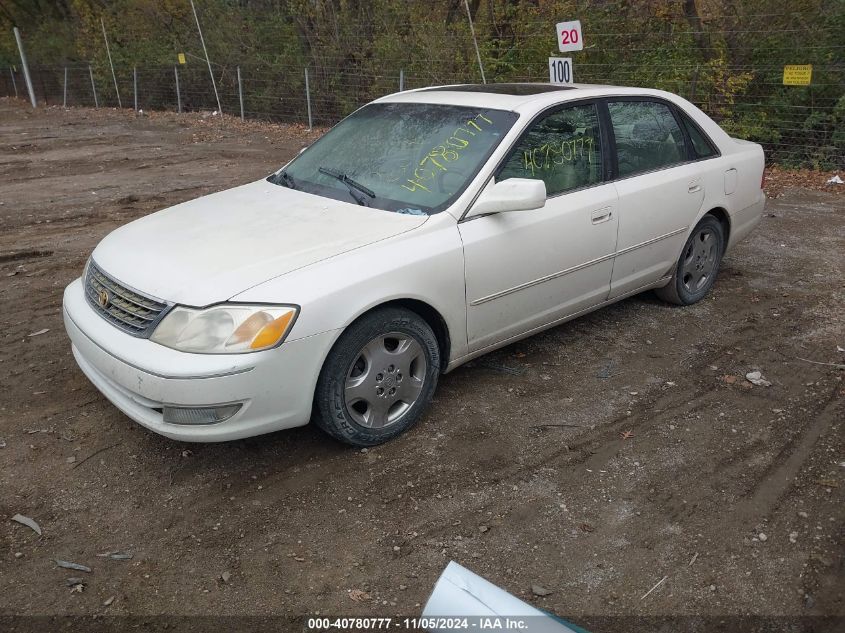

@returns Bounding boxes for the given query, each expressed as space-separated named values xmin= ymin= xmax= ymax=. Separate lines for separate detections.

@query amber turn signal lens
xmin=250 ymin=310 xmax=296 ymax=349
xmin=228 ymin=311 xmax=273 ymax=347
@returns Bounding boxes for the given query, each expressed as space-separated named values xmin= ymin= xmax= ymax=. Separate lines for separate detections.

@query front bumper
xmin=63 ymin=278 xmax=339 ymax=442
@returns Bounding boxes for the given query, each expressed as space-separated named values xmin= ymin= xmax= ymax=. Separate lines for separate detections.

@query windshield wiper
xmin=272 ymin=170 xmax=297 ymax=190
xmin=318 ymin=167 xmax=375 ymax=206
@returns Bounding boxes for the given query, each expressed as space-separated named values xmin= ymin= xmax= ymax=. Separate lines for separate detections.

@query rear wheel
xmin=656 ymin=215 xmax=725 ymax=305
xmin=313 ymin=307 xmax=440 ymax=446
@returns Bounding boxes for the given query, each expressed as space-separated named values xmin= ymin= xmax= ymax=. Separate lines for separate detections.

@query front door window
xmin=499 ymin=104 xmax=604 ymax=195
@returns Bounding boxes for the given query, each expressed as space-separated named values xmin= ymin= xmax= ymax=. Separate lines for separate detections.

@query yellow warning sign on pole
xmin=783 ymin=65 xmax=812 ymax=86
xmin=177 ymin=53 xmax=187 ymax=65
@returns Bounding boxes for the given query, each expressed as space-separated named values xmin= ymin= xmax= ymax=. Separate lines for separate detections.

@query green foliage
xmin=0 ymin=0 xmax=841 ymax=167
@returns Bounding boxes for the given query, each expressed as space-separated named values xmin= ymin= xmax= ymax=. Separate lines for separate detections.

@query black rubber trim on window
xmin=672 ymin=106 xmax=698 ymax=161
xmin=597 ymin=100 xmax=618 ymax=181
xmin=667 ymin=102 xmax=693 ymax=160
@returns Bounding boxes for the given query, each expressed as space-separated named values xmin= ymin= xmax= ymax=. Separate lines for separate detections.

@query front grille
xmin=84 ymin=261 xmax=170 ymax=337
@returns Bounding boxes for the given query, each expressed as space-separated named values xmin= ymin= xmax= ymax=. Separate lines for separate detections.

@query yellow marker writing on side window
xmin=521 ymin=136 xmax=595 ymax=176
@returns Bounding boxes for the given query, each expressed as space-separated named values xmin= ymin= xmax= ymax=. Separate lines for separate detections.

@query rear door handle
xmin=591 ymin=207 xmax=613 ymax=224
xmin=688 ymin=180 xmax=702 ymax=194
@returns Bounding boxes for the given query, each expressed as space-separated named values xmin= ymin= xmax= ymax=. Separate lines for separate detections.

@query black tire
xmin=313 ymin=306 xmax=440 ymax=446
xmin=656 ymin=214 xmax=726 ymax=306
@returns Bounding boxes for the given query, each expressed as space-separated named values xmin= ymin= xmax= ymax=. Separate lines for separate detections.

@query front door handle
xmin=688 ymin=180 xmax=702 ymax=194
xmin=591 ymin=207 xmax=613 ymax=224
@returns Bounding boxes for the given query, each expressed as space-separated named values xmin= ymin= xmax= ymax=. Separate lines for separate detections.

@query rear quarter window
xmin=680 ymin=111 xmax=719 ymax=159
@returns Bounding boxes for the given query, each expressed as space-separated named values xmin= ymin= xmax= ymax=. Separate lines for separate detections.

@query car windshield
xmin=273 ymin=102 xmax=519 ymax=214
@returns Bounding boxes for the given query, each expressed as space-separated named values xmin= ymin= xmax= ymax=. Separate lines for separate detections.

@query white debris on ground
xmin=746 ymin=370 xmax=773 ymax=387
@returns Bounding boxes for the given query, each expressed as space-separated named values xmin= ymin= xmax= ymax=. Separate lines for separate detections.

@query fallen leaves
xmin=67 ymin=578 xmax=85 ymax=593
xmin=764 ymin=165 xmax=845 ymax=198
xmin=348 ymin=589 xmax=371 ymax=602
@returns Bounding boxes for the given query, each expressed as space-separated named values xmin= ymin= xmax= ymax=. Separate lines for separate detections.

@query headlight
xmin=150 ymin=304 xmax=298 ymax=354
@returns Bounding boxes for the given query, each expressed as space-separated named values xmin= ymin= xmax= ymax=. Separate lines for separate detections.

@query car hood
xmin=92 ymin=179 xmax=428 ymax=306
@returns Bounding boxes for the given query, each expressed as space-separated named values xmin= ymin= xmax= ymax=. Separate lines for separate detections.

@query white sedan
xmin=63 ymin=83 xmax=765 ymax=446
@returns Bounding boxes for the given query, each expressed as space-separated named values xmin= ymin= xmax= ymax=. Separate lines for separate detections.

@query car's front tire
xmin=313 ymin=306 xmax=440 ymax=446
xmin=656 ymin=214 xmax=725 ymax=305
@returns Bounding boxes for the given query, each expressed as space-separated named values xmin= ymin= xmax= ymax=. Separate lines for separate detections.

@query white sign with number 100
xmin=548 ymin=57 xmax=574 ymax=85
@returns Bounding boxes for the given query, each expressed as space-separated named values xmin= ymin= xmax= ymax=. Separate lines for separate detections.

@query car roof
xmin=418 ymin=83 xmax=577 ymax=96
xmin=376 ymin=83 xmax=683 ymax=114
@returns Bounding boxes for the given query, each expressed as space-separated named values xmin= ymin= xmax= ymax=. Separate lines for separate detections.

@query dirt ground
xmin=0 ymin=99 xmax=843 ymax=628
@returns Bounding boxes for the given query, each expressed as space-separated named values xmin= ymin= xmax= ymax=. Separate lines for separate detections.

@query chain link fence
xmin=2 ymin=57 xmax=842 ymax=169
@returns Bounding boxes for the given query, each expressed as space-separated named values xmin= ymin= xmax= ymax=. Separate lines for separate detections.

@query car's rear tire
xmin=313 ymin=306 xmax=440 ymax=446
xmin=655 ymin=214 xmax=725 ymax=306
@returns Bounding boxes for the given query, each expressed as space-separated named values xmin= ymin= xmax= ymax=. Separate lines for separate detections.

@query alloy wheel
xmin=681 ymin=227 xmax=718 ymax=293
xmin=343 ymin=332 xmax=427 ymax=429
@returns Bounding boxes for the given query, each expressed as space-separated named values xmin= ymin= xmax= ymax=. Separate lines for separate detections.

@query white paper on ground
xmin=422 ymin=561 xmax=580 ymax=633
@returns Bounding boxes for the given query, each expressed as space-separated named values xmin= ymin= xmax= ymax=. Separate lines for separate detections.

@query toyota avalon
xmin=63 ymin=83 xmax=765 ymax=446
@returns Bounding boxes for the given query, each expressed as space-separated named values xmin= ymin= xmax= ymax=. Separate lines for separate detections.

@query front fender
xmin=231 ymin=214 xmax=469 ymax=365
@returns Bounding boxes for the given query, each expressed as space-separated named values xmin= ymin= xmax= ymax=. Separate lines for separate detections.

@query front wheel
xmin=313 ymin=307 xmax=440 ymax=446
xmin=656 ymin=215 xmax=725 ymax=305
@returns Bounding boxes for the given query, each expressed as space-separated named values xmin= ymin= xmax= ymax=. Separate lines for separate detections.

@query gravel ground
xmin=0 ymin=99 xmax=842 ymax=629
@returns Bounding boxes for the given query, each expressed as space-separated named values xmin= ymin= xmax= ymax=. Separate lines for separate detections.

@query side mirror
xmin=465 ymin=178 xmax=547 ymax=219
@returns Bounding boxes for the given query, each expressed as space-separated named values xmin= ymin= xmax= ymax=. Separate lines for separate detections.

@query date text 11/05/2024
xmin=306 ymin=616 xmax=540 ymax=631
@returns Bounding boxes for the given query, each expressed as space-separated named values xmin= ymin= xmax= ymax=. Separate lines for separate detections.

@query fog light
xmin=162 ymin=404 xmax=242 ymax=425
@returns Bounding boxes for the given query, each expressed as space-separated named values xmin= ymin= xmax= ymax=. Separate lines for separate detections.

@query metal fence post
xmin=101 ymin=18 xmax=122 ymax=108
xmin=10 ymin=66 xmax=18 ymax=98
xmin=133 ymin=65 xmax=138 ymax=111
xmin=174 ymin=66 xmax=182 ymax=113
xmin=304 ymin=67 xmax=313 ymax=131
xmin=190 ymin=0 xmax=222 ymax=115
xmin=63 ymin=66 xmax=68 ymax=107
xmin=89 ymin=64 xmax=99 ymax=108
xmin=237 ymin=65 xmax=244 ymax=121
xmin=463 ymin=0 xmax=486 ymax=84
xmin=399 ymin=69 xmax=404 ymax=91
xmin=12 ymin=27 xmax=37 ymax=107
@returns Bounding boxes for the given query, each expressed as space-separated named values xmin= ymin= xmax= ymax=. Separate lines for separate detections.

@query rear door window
xmin=608 ymin=101 xmax=687 ymax=177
